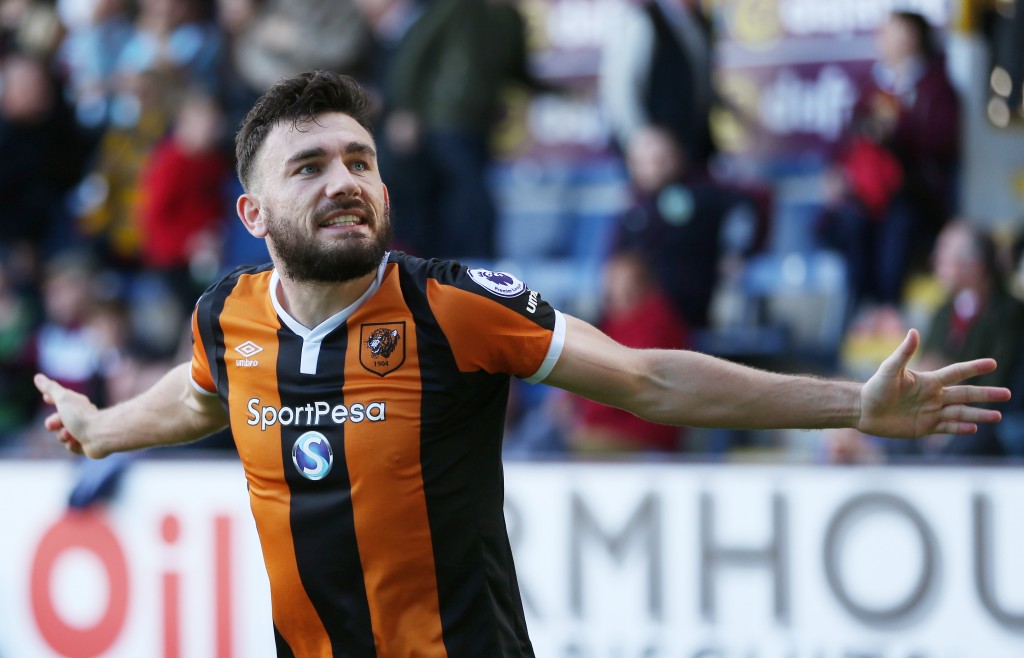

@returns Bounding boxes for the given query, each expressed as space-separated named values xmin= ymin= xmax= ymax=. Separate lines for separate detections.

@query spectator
xmin=614 ymin=124 xmax=759 ymax=329
xmin=917 ymin=221 xmax=1024 ymax=457
xmin=24 ymin=250 xmax=105 ymax=402
xmin=352 ymin=0 xmax=429 ymax=255
xmin=0 ymin=51 xmax=90 ymax=261
xmin=139 ymin=88 xmax=232 ymax=314
xmin=820 ymin=10 xmax=960 ymax=309
xmin=77 ymin=68 xmax=175 ymax=269
xmin=1012 ymin=229 xmax=1024 ymax=302
xmin=230 ymin=0 xmax=370 ymax=93
xmin=57 ymin=0 xmax=135 ymax=131
xmin=823 ymin=427 xmax=884 ymax=465
xmin=0 ymin=255 xmax=39 ymax=445
xmin=115 ymin=0 xmax=224 ymax=95
xmin=0 ymin=0 xmax=63 ymax=59
xmin=565 ymin=251 xmax=690 ymax=453
xmin=599 ymin=0 xmax=716 ymax=170
xmin=212 ymin=0 xmax=260 ymax=131
xmin=384 ymin=0 xmax=547 ymax=258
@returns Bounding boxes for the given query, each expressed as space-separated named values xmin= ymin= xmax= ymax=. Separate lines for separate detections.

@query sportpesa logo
xmin=292 ymin=431 xmax=333 ymax=480
xmin=247 ymin=398 xmax=387 ymax=431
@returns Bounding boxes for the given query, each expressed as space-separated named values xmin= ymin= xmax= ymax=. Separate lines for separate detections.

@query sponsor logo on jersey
xmin=360 ymin=322 xmax=405 ymax=377
xmin=233 ymin=340 xmax=264 ymax=367
xmin=247 ymin=398 xmax=387 ymax=431
xmin=468 ymin=268 xmax=527 ymax=298
xmin=526 ymin=290 xmax=539 ymax=313
xmin=291 ymin=431 xmax=333 ymax=480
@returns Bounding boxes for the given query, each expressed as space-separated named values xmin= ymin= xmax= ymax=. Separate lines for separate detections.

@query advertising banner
xmin=2 ymin=461 xmax=1021 ymax=657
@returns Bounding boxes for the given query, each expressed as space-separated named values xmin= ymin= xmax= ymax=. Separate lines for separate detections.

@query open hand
xmin=857 ymin=330 xmax=1011 ymax=438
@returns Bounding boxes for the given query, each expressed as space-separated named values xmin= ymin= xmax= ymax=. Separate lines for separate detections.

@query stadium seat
xmin=696 ymin=249 xmax=851 ymax=371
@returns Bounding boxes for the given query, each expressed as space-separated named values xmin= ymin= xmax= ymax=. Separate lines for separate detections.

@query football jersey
xmin=190 ymin=252 xmax=565 ymax=658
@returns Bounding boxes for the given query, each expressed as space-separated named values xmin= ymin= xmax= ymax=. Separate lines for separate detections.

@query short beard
xmin=265 ymin=202 xmax=392 ymax=284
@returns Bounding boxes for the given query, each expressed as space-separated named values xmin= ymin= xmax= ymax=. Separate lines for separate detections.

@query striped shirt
xmin=191 ymin=251 xmax=565 ymax=657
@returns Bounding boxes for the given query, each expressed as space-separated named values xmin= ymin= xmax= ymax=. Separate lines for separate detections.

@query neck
xmin=275 ymin=269 xmax=378 ymax=329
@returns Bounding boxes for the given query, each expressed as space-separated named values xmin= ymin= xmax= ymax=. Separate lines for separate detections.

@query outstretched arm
xmin=34 ymin=363 xmax=229 ymax=458
xmin=544 ymin=316 xmax=1010 ymax=438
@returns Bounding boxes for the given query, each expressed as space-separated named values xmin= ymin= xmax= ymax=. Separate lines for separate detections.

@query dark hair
xmin=234 ymin=70 xmax=374 ymax=190
xmin=892 ymin=11 xmax=938 ymax=60
xmin=973 ymin=226 xmax=1004 ymax=291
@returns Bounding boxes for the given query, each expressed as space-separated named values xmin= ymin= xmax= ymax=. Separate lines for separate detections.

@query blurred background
xmin=1 ymin=0 xmax=1023 ymax=655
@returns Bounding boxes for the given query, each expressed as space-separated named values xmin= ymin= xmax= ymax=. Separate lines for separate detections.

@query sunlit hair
xmin=234 ymin=70 xmax=374 ymax=191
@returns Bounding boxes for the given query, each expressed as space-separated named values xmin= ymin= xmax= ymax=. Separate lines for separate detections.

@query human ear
xmin=237 ymin=194 xmax=268 ymax=238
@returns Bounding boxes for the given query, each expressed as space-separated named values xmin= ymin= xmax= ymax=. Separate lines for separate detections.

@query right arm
xmin=34 ymin=362 xmax=229 ymax=459
xmin=544 ymin=315 xmax=1008 ymax=438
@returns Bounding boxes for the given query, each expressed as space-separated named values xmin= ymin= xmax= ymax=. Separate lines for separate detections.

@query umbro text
xmin=526 ymin=290 xmax=539 ymax=314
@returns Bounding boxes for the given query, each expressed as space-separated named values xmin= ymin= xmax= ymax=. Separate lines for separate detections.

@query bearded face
xmin=264 ymin=200 xmax=393 ymax=284
xmin=242 ymin=112 xmax=394 ymax=284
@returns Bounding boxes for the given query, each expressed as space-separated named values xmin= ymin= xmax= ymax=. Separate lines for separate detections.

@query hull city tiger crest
xmin=360 ymin=322 xmax=406 ymax=377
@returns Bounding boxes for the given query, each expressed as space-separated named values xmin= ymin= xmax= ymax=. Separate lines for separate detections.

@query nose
xmin=325 ymin=160 xmax=360 ymax=198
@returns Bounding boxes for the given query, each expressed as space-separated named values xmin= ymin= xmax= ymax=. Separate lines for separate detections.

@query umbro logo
xmin=234 ymin=340 xmax=264 ymax=367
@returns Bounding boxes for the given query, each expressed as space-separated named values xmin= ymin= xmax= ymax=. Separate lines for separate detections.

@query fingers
xmin=942 ymin=384 xmax=1012 ymax=405
xmin=940 ymin=404 xmax=1002 ymax=425
xmin=58 ymin=429 xmax=84 ymax=455
xmin=37 ymin=374 xmax=85 ymax=453
xmin=933 ymin=358 xmax=999 ymax=386
xmin=934 ymin=421 xmax=978 ymax=435
xmin=880 ymin=329 xmax=919 ymax=375
xmin=44 ymin=411 xmax=64 ymax=432
xmin=34 ymin=373 xmax=56 ymax=395
xmin=35 ymin=373 xmax=65 ymax=407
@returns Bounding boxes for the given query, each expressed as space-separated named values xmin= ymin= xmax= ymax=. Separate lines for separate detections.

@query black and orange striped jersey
xmin=190 ymin=251 xmax=565 ymax=658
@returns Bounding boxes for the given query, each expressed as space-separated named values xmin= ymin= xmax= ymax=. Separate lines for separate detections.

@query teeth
xmin=321 ymin=214 xmax=361 ymax=227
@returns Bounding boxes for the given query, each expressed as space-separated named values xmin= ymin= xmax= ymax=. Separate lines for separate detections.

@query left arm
xmin=543 ymin=316 xmax=1010 ymax=438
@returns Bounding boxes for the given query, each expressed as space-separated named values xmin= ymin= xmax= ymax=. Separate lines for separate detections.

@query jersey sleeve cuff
xmin=523 ymin=310 xmax=566 ymax=384
xmin=190 ymin=376 xmax=218 ymax=397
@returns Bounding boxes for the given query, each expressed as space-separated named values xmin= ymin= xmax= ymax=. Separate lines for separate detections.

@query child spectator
xmin=614 ymin=125 xmax=760 ymax=329
xmin=27 ymin=251 xmax=104 ymax=398
xmin=566 ymin=252 xmax=690 ymax=453
xmin=139 ymin=88 xmax=231 ymax=311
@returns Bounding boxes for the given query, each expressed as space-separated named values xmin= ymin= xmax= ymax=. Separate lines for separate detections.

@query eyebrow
xmin=345 ymin=141 xmax=377 ymax=159
xmin=284 ymin=141 xmax=377 ymax=168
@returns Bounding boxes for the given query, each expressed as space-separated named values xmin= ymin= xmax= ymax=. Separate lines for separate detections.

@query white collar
xmin=269 ymin=252 xmax=390 ymax=339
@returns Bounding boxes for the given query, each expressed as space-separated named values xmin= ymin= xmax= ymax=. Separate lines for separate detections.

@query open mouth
xmin=318 ymin=213 xmax=366 ymax=228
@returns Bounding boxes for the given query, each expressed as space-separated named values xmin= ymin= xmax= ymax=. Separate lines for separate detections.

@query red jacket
xmin=140 ymin=138 xmax=231 ymax=268
xmin=576 ymin=290 xmax=689 ymax=451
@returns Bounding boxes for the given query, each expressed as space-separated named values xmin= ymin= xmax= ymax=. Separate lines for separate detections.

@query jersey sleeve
xmin=190 ymin=300 xmax=218 ymax=396
xmin=426 ymin=265 xmax=566 ymax=382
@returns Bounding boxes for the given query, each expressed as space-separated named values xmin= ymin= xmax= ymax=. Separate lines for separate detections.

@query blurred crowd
xmin=1 ymin=0 xmax=1022 ymax=464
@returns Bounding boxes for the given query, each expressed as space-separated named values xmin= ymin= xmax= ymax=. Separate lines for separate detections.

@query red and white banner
xmin=2 ymin=460 xmax=1023 ymax=657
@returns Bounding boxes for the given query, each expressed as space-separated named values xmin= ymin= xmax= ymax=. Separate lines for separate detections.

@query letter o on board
xmin=30 ymin=511 xmax=129 ymax=658
xmin=824 ymin=492 xmax=937 ymax=626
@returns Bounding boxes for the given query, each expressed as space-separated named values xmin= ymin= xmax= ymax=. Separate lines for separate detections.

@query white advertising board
xmin=1 ymin=461 xmax=1021 ymax=657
